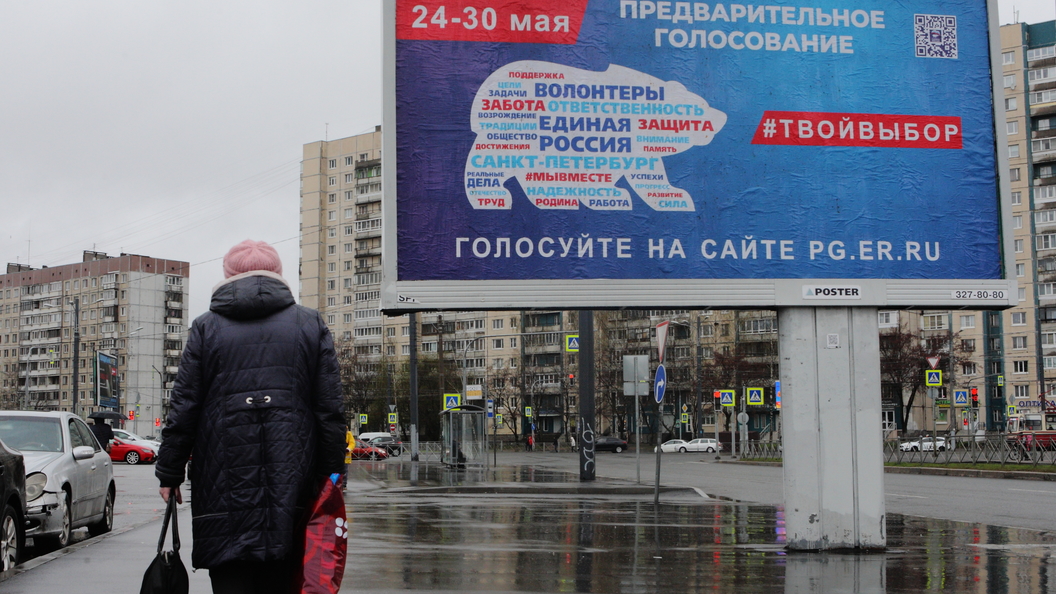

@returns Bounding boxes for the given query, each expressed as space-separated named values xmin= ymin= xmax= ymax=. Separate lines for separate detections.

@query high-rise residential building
xmin=0 ymin=251 xmax=189 ymax=433
xmin=999 ymin=20 xmax=1056 ymax=431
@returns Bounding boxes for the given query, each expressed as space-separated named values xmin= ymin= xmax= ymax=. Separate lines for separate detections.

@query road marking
xmin=887 ymin=493 xmax=927 ymax=499
xmin=1008 ymin=488 xmax=1054 ymax=494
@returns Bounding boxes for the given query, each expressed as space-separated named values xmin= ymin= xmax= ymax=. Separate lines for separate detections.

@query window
xmin=326 ymin=297 xmax=336 ymax=307
xmin=961 ymin=362 xmax=976 ymax=375
xmin=739 ymin=318 xmax=777 ymax=334
xmin=1014 ymin=384 xmax=1030 ymax=398
xmin=1033 ymin=89 xmax=1056 ymax=105
xmin=344 ymin=243 xmax=354 ymax=253
xmin=1016 ymin=263 xmax=1025 ymax=277
xmin=1011 ymin=311 xmax=1027 ymax=325
xmin=1034 ymin=138 xmax=1056 ymax=153
xmin=492 ymin=319 xmax=504 ymax=329
xmin=1044 ymin=332 xmax=1056 ymax=347
xmin=878 ymin=311 xmax=898 ymax=327
xmin=1028 ymin=46 xmax=1056 ymax=61
xmin=1012 ymin=335 xmax=1027 ymax=349
xmin=1012 ymin=191 xmax=1022 ymax=205
xmin=328 ymin=158 xmax=337 ymax=169
xmin=1006 ymin=97 xmax=1018 ymax=111
xmin=328 ymin=176 xmax=336 ymax=187
xmin=1041 ymin=283 xmax=1056 ymax=297
xmin=345 ymin=156 xmax=354 ymax=166
xmin=1009 ymin=144 xmax=1020 ymax=158
xmin=1039 ymin=165 xmax=1056 ymax=179
xmin=1004 ymin=74 xmax=1016 ymax=88
xmin=345 ymin=173 xmax=355 ymax=183
xmin=492 ymin=338 xmax=504 ymax=349
xmin=1010 ymin=168 xmax=1021 ymax=182
xmin=1037 ymin=187 xmax=1056 ymax=204
xmin=343 ymin=313 xmax=352 ymax=324
xmin=326 ymin=279 xmax=336 ymax=291
xmin=1013 ymin=360 xmax=1029 ymax=374
xmin=386 ymin=327 xmax=395 ymax=337
xmin=510 ymin=337 xmax=517 ymax=348
xmin=961 ymin=338 xmax=975 ymax=352
xmin=1015 ymin=239 xmax=1024 ymax=253
xmin=327 ymin=262 xmax=336 ymax=273
xmin=1030 ymin=66 xmax=1056 ymax=83
xmin=1046 ymin=357 xmax=1056 ymax=370
xmin=1007 ymin=120 xmax=1019 ymax=135
xmin=327 ymin=210 xmax=336 ymax=222
xmin=1004 ymin=51 xmax=1015 ymax=65
xmin=327 ymin=245 xmax=337 ymax=256
xmin=921 ymin=314 xmax=948 ymax=330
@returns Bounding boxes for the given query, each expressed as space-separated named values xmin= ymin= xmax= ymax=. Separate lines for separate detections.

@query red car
xmin=109 ymin=438 xmax=156 ymax=465
xmin=349 ymin=443 xmax=389 ymax=461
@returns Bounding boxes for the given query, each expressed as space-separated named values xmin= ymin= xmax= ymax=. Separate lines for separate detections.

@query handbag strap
xmin=157 ymin=494 xmax=182 ymax=554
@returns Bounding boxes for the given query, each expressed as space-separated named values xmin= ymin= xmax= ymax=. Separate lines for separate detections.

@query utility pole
xmin=409 ymin=312 xmax=419 ymax=462
xmin=695 ymin=316 xmax=703 ymax=438
xmin=72 ymin=297 xmax=80 ymax=417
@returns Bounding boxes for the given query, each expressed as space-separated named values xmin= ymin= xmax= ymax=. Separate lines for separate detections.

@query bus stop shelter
xmin=440 ymin=404 xmax=486 ymax=468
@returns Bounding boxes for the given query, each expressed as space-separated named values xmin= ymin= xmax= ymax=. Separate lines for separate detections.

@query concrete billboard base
xmin=779 ymin=307 xmax=886 ymax=550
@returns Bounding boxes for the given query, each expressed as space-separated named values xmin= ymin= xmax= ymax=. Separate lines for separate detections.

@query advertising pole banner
xmin=384 ymin=0 xmax=1012 ymax=311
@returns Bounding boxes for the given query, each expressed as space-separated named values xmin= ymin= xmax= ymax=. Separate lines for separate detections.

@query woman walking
xmin=155 ymin=240 xmax=346 ymax=594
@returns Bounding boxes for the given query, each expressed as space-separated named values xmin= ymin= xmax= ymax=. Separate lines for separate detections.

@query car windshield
xmin=0 ymin=416 xmax=64 ymax=452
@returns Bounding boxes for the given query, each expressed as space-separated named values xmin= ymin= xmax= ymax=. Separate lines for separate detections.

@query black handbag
xmin=139 ymin=495 xmax=189 ymax=594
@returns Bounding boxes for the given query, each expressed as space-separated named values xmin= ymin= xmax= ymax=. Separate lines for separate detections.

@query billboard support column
xmin=409 ymin=311 xmax=419 ymax=463
xmin=779 ymin=307 xmax=885 ymax=550
xmin=578 ymin=310 xmax=595 ymax=482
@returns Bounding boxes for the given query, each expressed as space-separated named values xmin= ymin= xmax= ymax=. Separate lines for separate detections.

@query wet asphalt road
xmin=5 ymin=450 xmax=1056 ymax=592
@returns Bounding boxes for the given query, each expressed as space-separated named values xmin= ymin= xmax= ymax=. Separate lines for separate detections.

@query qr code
xmin=915 ymin=14 xmax=958 ymax=59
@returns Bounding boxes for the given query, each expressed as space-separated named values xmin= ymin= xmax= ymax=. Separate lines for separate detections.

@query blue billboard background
xmin=396 ymin=0 xmax=1001 ymax=282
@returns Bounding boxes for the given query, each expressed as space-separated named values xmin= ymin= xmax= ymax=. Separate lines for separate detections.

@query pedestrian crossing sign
xmin=443 ymin=394 xmax=461 ymax=410
xmin=388 ymin=412 xmax=398 ymax=424
xmin=358 ymin=414 xmax=368 ymax=425
xmin=681 ymin=412 xmax=689 ymax=424
xmin=925 ymin=370 xmax=942 ymax=387
xmin=1008 ymin=405 xmax=1016 ymax=417
xmin=953 ymin=390 xmax=969 ymax=407
xmin=746 ymin=387 xmax=764 ymax=406
xmin=566 ymin=335 xmax=580 ymax=352
xmin=719 ymin=390 xmax=735 ymax=407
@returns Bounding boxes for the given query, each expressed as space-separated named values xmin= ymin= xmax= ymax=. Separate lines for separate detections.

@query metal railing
xmin=883 ymin=434 xmax=1056 ymax=469
xmin=732 ymin=435 xmax=1056 ymax=470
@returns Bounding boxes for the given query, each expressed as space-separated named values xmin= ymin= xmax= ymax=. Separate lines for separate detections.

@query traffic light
xmin=970 ymin=387 xmax=979 ymax=405
xmin=155 ymin=418 xmax=161 ymax=427
xmin=128 ymin=410 xmax=135 ymax=420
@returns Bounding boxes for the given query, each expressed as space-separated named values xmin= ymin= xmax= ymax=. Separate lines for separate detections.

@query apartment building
xmin=0 ymin=251 xmax=189 ymax=430
xmin=999 ymin=20 xmax=1056 ymax=429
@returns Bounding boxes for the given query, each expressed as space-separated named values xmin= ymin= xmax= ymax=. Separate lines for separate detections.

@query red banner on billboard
xmin=751 ymin=111 xmax=963 ymax=149
xmin=396 ymin=0 xmax=589 ymax=44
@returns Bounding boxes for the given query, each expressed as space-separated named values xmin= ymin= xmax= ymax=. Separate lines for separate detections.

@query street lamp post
xmin=71 ymin=297 xmax=80 ymax=417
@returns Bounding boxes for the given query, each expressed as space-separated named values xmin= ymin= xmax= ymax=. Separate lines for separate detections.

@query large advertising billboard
xmin=383 ymin=0 xmax=1014 ymax=311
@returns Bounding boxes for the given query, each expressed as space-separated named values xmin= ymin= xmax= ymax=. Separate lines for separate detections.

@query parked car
xmin=367 ymin=436 xmax=403 ymax=456
xmin=109 ymin=438 xmax=156 ymax=465
xmin=111 ymin=429 xmax=161 ymax=451
xmin=656 ymin=438 xmax=723 ymax=453
xmin=594 ymin=436 xmax=629 ymax=453
xmin=349 ymin=443 xmax=389 ymax=461
xmin=357 ymin=432 xmax=393 ymax=443
xmin=899 ymin=436 xmax=950 ymax=452
xmin=0 ymin=438 xmax=25 ymax=571
xmin=0 ymin=412 xmax=114 ymax=550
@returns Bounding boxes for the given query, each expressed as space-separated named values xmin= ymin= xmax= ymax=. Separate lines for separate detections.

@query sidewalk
xmin=2 ymin=458 xmax=1056 ymax=593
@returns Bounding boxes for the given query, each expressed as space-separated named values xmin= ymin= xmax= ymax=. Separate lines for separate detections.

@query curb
xmin=381 ymin=484 xmax=701 ymax=496
xmin=720 ymin=459 xmax=1056 ymax=481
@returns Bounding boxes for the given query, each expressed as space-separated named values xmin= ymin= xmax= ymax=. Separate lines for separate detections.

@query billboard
xmin=383 ymin=0 xmax=1014 ymax=311
xmin=96 ymin=351 xmax=119 ymax=410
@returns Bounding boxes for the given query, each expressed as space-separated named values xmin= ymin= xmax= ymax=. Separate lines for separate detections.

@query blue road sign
xmin=486 ymin=398 xmax=494 ymax=418
xmin=654 ymin=364 xmax=667 ymax=404
xmin=746 ymin=387 xmax=764 ymax=406
xmin=720 ymin=391 xmax=735 ymax=407
xmin=444 ymin=394 xmax=461 ymax=410
xmin=925 ymin=370 xmax=942 ymax=387
xmin=566 ymin=335 xmax=580 ymax=352
xmin=953 ymin=390 xmax=969 ymax=407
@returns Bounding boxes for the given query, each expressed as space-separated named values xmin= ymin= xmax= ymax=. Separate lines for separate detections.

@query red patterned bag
xmin=297 ymin=474 xmax=348 ymax=594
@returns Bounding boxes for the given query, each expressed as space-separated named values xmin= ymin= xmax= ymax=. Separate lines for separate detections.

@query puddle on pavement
xmin=343 ymin=462 xmax=1056 ymax=593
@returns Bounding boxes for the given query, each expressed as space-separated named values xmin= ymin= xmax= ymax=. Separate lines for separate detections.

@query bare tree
xmin=879 ymin=320 xmax=968 ymax=432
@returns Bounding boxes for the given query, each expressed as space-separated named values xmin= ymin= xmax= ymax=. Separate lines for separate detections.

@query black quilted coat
xmin=155 ymin=272 xmax=346 ymax=569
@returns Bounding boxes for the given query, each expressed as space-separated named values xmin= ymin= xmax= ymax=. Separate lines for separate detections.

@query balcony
xmin=166 ymin=284 xmax=183 ymax=293
xmin=166 ymin=317 xmax=183 ymax=325
xmin=165 ymin=349 xmax=182 ymax=357
xmin=1035 ymin=150 xmax=1056 ymax=165
xmin=165 ymin=366 xmax=179 ymax=374
xmin=165 ymin=333 xmax=182 ymax=341
xmin=167 ymin=301 xmax=183 ymax=309
xmin=1032 ymin=103 xmax=1056 ymax=118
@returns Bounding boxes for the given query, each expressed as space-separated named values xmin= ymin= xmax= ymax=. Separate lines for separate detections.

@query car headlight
xmin=26 ymin=472 xmax=48 ymax=502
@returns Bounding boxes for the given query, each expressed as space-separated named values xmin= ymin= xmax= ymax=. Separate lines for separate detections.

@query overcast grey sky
xmin=0 ymin=0 xmax=1052 ymax=319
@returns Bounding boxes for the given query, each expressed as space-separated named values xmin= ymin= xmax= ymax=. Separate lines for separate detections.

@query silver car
xmin=0 ymin=412 xmax=115 ymax=549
